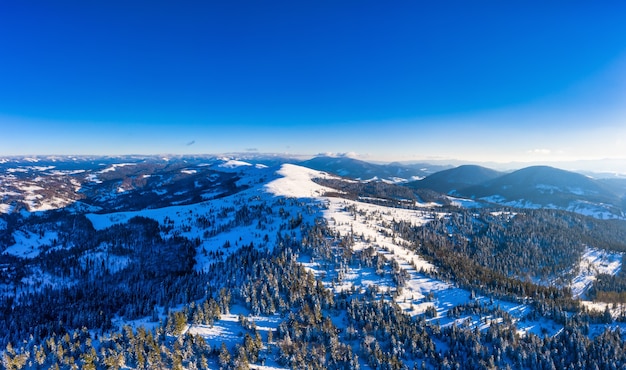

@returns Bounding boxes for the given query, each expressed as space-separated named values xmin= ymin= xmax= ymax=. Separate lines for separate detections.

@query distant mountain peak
xmin=407 ymin=164 xmax=503 ymax=194
xmin=299 ymin=156 xmax=449 ymax=183
xmin=460 ymin=165 xmax=624 ymax=218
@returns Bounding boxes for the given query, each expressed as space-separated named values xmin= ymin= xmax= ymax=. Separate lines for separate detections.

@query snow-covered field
xmin=98 ymin=163 xmax=136 ymax=174
xmin=187 ymin=305 xmax=282 ymax=348
xmin=319 ymin=198 xmax=442 ymax=299
xmin=571 ymin=247 xmax=623 ymax=298
xmin=264 ymin=163 xmax=336 ymax=198
xmin=185 ymin=304 xmax=287 ymax=370
xmin=568 ymin=246 xmax=626 ymax=321
xmin=4 ymin=229 xmax=58 ymax=258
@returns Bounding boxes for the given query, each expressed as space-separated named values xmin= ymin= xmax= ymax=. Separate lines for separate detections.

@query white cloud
xmin=342 ymin=152 xmax=360 ymax=159
xmin=316 ymin=152 xmax=362 ymax=159
xmin=528 ymin=148 xmax=552 ymax=155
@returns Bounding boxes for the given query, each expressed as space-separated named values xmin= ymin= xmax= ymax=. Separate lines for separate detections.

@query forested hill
xmin=409 ymin=165 xmax=626 ymax=219
xmin=406 ymin=164 xmax=504 ymax=195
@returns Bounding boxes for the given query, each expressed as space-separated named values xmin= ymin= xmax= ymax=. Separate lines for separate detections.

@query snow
xmin=447 ymin=196 xmax=482 ymax=208
xmin=200 ymin=190 xmax=224 ymax=199
xmin=571 ymin=247 xmax=623 ymax=298
xmin=388 ymin=176 xmax=410 ymax=183
xmin=490 ymin=211 xmax=518 ymax=219
xmin=86 ymin=173 xmax=102 ymax=183
xmin=80 ymin=245 xmax=133 ymax=273
xmin=567 ymin=201 xmax=624 ymax=220
xmin=217 ymin=158 xmax=253 ymax=169
xmin=0 ymin=190 xmax=20 ymax=197
xmin=302 ymin=193 xmax=563 ymax=337
xmin=50 ymin=169 xmax=86 ymax=176
xmin=481 ymin=196 xmax=543 ymax=210
xmin=19 ymin=184 xmax=44 ymax=192
xmin=185 ymin=304 xmax=288 ymax=369
xmin=258 ymin=165 xmax=563 ymax=337
xmin=25 ymin=196 xmax=73 ymax=212
xmin=87 ymin=164 xmax=325 ymax=272
xmin=568 ymin=187 xmax=587 ymax=196
xmin=478 ymin=192 xmax=624 ymax=220
xmin=317 ymin=197 xmax=467 ymax=317
xmin=1 ymin=159 xmax=608 ymax=364
xmin=30 ymin=165 xmax=56 ymax=172
xmin=4 ymin=230 xmax=58 ymax=258
xmin=98 ymin=163 xmax=136 ymax=173
xmin=247 ymin=365 xmax=288 ymax=370
xmin=264 ymin=164 xmax=335 ymax=198
xmin=188 ymin=310 xmax=279 ymax=346
xmin=188 ymin=320 xmax=240 ymax=345
xmin=87 ymin=212 xmax=131 ymax=230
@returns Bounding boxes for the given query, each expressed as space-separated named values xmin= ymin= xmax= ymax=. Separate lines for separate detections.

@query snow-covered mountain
xmin=407 ymin=164 xmax=504 ymax=195
xmin=3 ymin=155 xmax=626 ymax=369
xmin=411 ymin=164 xmax=626 ymax=219
xmin=299 ymin=155 xmax=450 ymax=183
xmin=462 ymin=166 xmax=625 ymax=218
xmin=0 ymin=155 xmax=276 ymax=215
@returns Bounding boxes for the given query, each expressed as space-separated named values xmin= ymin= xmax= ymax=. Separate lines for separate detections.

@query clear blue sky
xmin=1 ymin=1 xmax=626 ymax=163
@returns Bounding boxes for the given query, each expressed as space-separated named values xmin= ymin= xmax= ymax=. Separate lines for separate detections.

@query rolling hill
xmin=299 ymin=155 xmax=449 ymax=182
xmin=462 ymin=165 xmax=625 ymax=217
xmin=406 ymin=164 xmax=504 ymax=195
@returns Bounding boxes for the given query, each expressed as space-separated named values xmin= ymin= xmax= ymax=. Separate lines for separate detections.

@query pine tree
xmin=219 ymin=343 xmax=231 ymax=369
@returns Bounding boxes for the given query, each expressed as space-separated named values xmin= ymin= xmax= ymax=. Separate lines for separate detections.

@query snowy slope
xmin=3 ymin=230 xmax=58 ymax=258
xmin=261 ymin=165 xmax=564 ymax=336
xmin=264 ymin=163 xmax=336 ymax=198
xmin=571 ymin=247 xmax=623 ymax=298
xmin=85 ymin=164 xmax=338 ymax=274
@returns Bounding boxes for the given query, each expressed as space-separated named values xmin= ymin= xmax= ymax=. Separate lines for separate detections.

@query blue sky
xmin=1 ymin=1 xmax=626 ymax=163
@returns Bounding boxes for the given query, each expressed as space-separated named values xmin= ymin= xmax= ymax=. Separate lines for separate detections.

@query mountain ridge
xmin=406 ymin=164 xmax=504 ymax=195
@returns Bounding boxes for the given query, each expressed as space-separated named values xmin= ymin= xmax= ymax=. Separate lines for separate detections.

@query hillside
xmin=299 ymin=155 xmax=448 ymax=183
xmin=407 ymin=164 xmax=504 ymax=195
xmin=460 ymin=165 xmax=625 ymax=218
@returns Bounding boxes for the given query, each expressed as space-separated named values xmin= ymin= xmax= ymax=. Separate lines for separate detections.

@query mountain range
xmin=405 ymin=164 xmax=626 ymax=219
xmin=300 ymin=155 xmax=451 ymax=182
xmin=2 ymin=154 xmax=626 ymax=219
xmin=291 ymin=156 xmax=626 ymax=219
xmin=3 ymin=154 xmax=626 ymax=368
